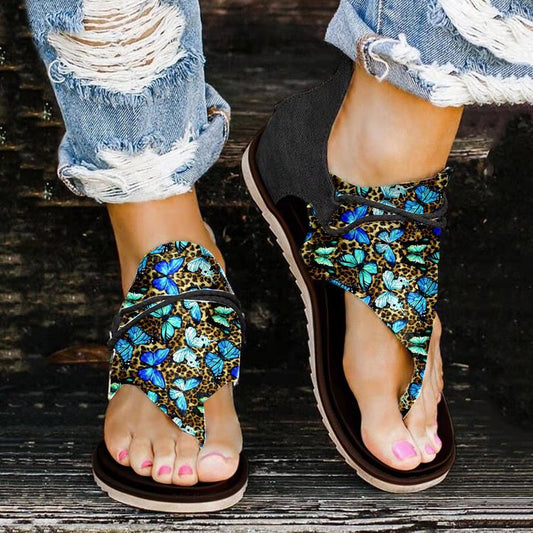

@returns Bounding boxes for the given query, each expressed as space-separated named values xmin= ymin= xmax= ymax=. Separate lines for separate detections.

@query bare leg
xmin=328 ymin=65 xmax=462 ymax=470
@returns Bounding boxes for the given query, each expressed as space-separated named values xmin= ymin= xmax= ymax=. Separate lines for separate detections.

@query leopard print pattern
xmin=108 ymin=241 xmax=242 ymax=446
xmin=300 ymin=170 xmax=450 ymax=415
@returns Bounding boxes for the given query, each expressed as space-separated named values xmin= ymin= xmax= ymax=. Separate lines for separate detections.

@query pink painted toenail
xmin=141 ymin=460 xmax=153 ymax=469
xmin=157 ymin=465 xmax=172 ymax=476
xmin=178 ymin=465 xmax=193 ymax=476
xmin=435 ymin=435 xmax=442 ymax=447
xmin=392 ymin=441 xmax=417 ymax=460
xmin=425 ymin=444 xmax=436 ymax=455
xmin=118 ymin=450 xmax=128 ymax=461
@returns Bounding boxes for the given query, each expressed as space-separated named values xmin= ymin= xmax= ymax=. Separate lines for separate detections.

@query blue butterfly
xmin=330 ymin=279 xmax=353 ymax=292
xmin=375 ymin=270 xmax=409 ymax=310
xmin=381 ymin=184 xmax=408 ymax=199
xmin=361 ymin=295 xmax=371 ymax=306
xmin=205 ymin=340 xmax=240 ymax=380
xmin=150 ymin=305 xmax=182 ymax=342
xmin=184 ymin=300 xmax=202 ymax=323
xmin=138 ymin=348 xmax=169 ymax=389
xmin=407 ymin=277 xmax=438 ymax=315
xmin=187 ymin=256 xmax=214 ymax=277
xmin=375 ymin=228 xmax=405 ymax=264
xmin=355 ymin=186 xmax=370 ymax=197
xmin=152 ymin=258 xmax=185 ymax=294
xmin=340 ymin=207 xmax=370 ymax=243
xmin=408 ymin=381 xmax=422 ymax=399
xmin=173 ymin=326 xmax=210 ymax=368
xmin=169 ymin=377 xmax=201 ymax=414
xmin=405 ymin=185 xmax=440 ymax=214
xmin=389 ymin=319 xmax=407 ymax=334
xmin=115 ymin=326 xmax=150 ymax=363
xmin=231 ymin=365 xmax=240 ymax=380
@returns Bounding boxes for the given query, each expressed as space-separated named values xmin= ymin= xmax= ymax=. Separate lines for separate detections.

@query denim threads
xmin=326 ymin=0 xmax=533 ymax=107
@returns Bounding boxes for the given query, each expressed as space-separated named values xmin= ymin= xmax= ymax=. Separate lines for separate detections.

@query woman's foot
xmin=104 ymin=191 xmax=242 ymax=485
xmin=104 ymin=383 xmax=242 ymax=485
xmin=344 ymin=294 xmax=443 ymax=470
xmin=327 ymin=64 xmax=461 ymax=471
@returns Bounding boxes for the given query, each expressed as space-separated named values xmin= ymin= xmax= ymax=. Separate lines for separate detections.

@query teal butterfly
xmin=205 ymin=340 xmax=240 ymax=381
xmin=428 ymin=251 xmax=440 ymax=264
xmin=115 ymin=326 xmax=150 ymax=363
xmin=314 ymin=246 xmax=337 ymax=267
xmin=187 ymin=256 xmax=214 ymax=277
xmin=375 ymin=228 xmax=405 ymax=264
xmin=169 ymin=377 xmax=201 ymax=414
xmin=375 ymin=270 xmax=409 ymax=310
xmin=407 ymin=277 xmax=438 ymax=315
xmin=211 ymin=306 xmax=234 ymax=329
xmin=339 ymin=250 xmax=377 ymax=291
xmin=123 ymin=291 xmax=144 ymax=308
xmin=175 ymin=241 xmax=189 ymax=254
xmin=405 ymin=243 xmax=428 ymax=266
xmin=150 ymin=305 xmax=182 ymax=342
xmin=408 ymin=335 xmax=430 ymax=356
xmin=389 ymin=319 xmax=407 ymax=334
xmin=173 ymin=326 xmax=210 ymax=368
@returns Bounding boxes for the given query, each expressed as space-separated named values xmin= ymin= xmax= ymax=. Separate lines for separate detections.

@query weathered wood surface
xmin=1 ymin=0 xmax=533 ymax=530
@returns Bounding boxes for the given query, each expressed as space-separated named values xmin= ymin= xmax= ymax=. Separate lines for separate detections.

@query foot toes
xmin=173 ymin=432 xmax=199 ymax=486
xmin=360 ymin=400 xmax=422 ymax=471
xmin=152 ymin=437 xmax=177 ymax=484
xmin=128 ymin=436 xmax=154 ymax=476
xmin=104 ymin=429 xmax=132 ymax=467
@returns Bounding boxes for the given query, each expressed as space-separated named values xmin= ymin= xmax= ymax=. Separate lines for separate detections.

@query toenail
xmin=435 ymin=434 xmax=442 ymax=447
xmin=201 ymin=452 xmax=228 ymax=462
xmin=118 ymin=450 xmax=128 ymax=461
xmin=178 ymin=465 xmax=193 ymax=476
xmin=141 ymin=460 xmax=153 ymax=469
xmin=392 ymin=441 xmax=417 ymax=460
xmin=157 ymin=465 xmax=172 ymax=476
xmin=425 ymin=444 xmax=436 ymax=455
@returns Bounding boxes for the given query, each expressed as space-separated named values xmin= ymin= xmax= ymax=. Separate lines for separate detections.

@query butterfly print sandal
xmin=241 ymin=51 xmax=455 ymax=493
xmin=92 ymin=241 xmax=248 ymax=512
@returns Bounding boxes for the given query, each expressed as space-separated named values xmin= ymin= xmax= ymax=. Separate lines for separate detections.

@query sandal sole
xmin=242 ymin=136 xmax=455 ymax=493
xmin=92 ymin=441 xmax=248 ymax=513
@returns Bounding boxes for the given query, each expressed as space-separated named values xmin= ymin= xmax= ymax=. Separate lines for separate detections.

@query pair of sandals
xmin=92 ymin=52 xmax=455 ymax=512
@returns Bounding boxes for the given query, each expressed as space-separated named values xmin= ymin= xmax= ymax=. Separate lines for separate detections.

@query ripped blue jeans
xmin=26 ymin=0 xmax=533 ymax=204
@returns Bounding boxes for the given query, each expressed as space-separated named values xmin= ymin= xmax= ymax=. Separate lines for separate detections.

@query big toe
xmin=360 ymin=397 xmax=422 ymax=471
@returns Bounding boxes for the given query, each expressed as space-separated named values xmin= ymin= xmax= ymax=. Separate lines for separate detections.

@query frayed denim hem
xmin=325 ymin=0 xmax=533 ymax=107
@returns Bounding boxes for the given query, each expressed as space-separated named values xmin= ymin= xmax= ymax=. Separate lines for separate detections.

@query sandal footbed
xmin=92 ymin=440 xmax=248 ymax=504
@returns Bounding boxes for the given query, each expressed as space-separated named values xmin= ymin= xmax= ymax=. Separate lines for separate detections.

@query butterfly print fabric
xmin=300 ymin=170 xmax=450 ymax=415
xmin=108 ymin=241 xmax=242 ymax=445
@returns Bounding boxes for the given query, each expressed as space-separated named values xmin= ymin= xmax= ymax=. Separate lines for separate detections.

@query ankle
xmin=107 ymin=192 xmax=225 ymax=295
xmin=328 ymin=63 xmax=463 ymax=187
